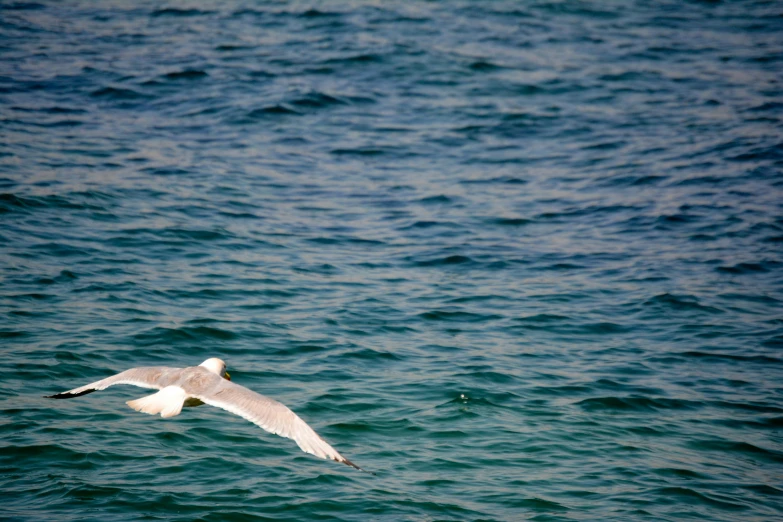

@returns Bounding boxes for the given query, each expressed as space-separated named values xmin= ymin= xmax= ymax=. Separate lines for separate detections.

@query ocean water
xmin=1 ymin=1 xmax=782 ymax=520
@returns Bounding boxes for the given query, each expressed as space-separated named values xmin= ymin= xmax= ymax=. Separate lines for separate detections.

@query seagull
xmin=46 ymin=358 xmax=370 ymax=473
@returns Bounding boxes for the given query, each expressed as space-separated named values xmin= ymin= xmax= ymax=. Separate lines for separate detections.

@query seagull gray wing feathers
xmin=192 ymin=379 xmax=367 ymax=472
xmin=45 ymin=366 xmax=181 ymax=398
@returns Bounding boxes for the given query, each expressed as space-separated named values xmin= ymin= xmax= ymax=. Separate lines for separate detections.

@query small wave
xmin=748 ymin=101 xmax=783 ymax=113
xmin=246 ymin=105 xmax=300 ymax=118
xmin=680 ymin=351 xmax=781 ymax=364
xmin=418 ymin=195 xmax=453 ymax=204
xmin=326 ymin=423 xmax=376 ymax=437
xmin=414 ymin=255 xmax=474 ymax=267
xmin=0 ymin=330 xmax=26 ymax=339
xmin=73 ymin=282 xmax=136 ymax=294
xmin=488 ymin=217 xmax=532 ymax=226
xmin=653 ymin=467 xmax=708 ymax=479
xmin=674 ymin=174 xmax=731 ymax=187
xmin=577 ymin=322 xmax=630 ymax=334
xmin=417 ymin=478 xmax=459 ymax=487
xmin=150 ymin=8 xmax=213 ymax=17
xmin=535 ymin=204 xmax=633 ymax=221
xmin=164 ymin=69 xmax=208 ymax=80
xmin=289 ymin=91 xmax=346 ymax=109
xmin=643 ymin=293 xmax=724 ymax=314
xmin=713 ymin=416 xmax=783 ymax=430
xmin=305 ymin=236 xmax=383 ymax=246
xmin=535 ymin=384 xmax=591 ymax=397
xmin=656 ymin=213 xmax=699 ymax=225
xmin=762 ymin=336 xmax=783 ymax=349
xmin=217 ymin=210 xmax=261 ymax=220
xmin=134 ymin=325 xmax=238 ymax=344
xmin=215 ymin=44 xmax=255 ymax=52
xmin=448 ymin=294 xmax=512 ymax=304
xmin=90 ymin=86 xmax=149 ymax=100
xmin=345 ymin=95 xmax=375 ymax=104
xmin=2 ymin=2 xmax=45 ymax=10
xmin=337 ymin=349 xmax=401 ymax=361
xmin=457 ymin=370 xmax=517 ymax=384
xmin=717 ymin=261 xmax=777 ymax=274
xmin=0 ymin=444 xmax=87 ymax=463
xmin=164 ymin=287 xmax=282 ymax=300
xmin=13 ymin=105 xmax=87 ymax=115
xmin=710 ymin=400 xmax=783 ymax=414
xmin=534 ymin=2 xmax=618 ymax=18
xmin=34 ymin=119 xmax=83 ymax=128
xmin=459 ymin=176 xmax=528 ymax=185
xmin=0 ymin=193 xmax=44 ymax=211
xmin=418 ymin=310 xmax=501 ymax=322
xmin=608 ymin=71 xmax=669 ymax=85
xmin=514 ymin=83 xmax=545 ymax=95
xmin=729 ymin=142 xmax=783 ymax=162
xmin=651 ymin=487 xmax=748 ymax=511
xmin=267 ymin=344 xmax=325 ymax=356
xmin=165 ymin=227 xmax=232 ymax=241
xmin=292 ymin=263 xmax=338 ymax=274
xmin=0 ymin=193 xmax=107 ymax=212
xmin=31 ymin=242 xmax=96 ymax=258
xmin=32 ymin=270 xmax=77 ymax=285
xmin=511 ymin=497 xmax=569 ymax=511
xmin=327 ymin=53 xmax=383 ymax=65
xmin=536 ymin=262 xmax=585 ymax=271
xmin=299 ymin=8 xmax=340 ymax=18
xmin=330 ymin=147 xmax=385 ymax=156
xmin=141 ymin=166 xmax=189 ymax=176
xmin=468 ymin=60 xmax=505 ymax=72
xmin=630 ymin=174 xmax=668 ymax=186
xmin=400 ymin=220 xmax=462 ymax=230
xmin=576 ymin=396 xmax=700 ymax=412
xmin=109 ymin=226 xmax=232 ymax=242
xmin=742 ymin=484 xmax=783 ymax=496
xmin=515 ymin=313 xmax=570 ymax=324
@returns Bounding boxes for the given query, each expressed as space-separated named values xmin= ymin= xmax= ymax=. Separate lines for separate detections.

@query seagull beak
xmin=224 ymin=372 xmax=231 ymax=381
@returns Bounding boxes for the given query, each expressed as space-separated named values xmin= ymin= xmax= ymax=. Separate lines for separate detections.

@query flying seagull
xmin=46 ymin=358 xmax=370 ymax=473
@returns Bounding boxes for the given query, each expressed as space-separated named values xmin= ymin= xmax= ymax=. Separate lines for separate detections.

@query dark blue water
xmin=2 ymin=1 xmax=782 ymax=520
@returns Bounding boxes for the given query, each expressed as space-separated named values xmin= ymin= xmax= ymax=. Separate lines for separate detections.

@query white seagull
xmin=46 ymin=358 xmax=370 ymax=473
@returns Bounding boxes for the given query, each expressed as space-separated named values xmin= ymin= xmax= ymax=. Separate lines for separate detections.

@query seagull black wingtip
xmin=341 ymin=457 xmax=375 ymax=475
xmin=45 ymin=389 xmax=96 ymax=399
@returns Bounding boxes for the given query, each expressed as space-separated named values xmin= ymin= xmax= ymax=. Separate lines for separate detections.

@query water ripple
xmin=2 ymin=0 xmax=782 ymax=520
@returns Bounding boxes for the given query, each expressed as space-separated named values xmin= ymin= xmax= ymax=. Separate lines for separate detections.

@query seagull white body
xmin=46 ymin=358 xmax=369 ymax=473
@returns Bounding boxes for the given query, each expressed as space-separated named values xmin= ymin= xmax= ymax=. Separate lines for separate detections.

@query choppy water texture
xmin=2 ymin=1 xmax=782 ymax=520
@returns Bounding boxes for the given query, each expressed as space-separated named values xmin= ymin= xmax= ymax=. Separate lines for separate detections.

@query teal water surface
xmin=1 ymin=1 xmax=782 ymax=521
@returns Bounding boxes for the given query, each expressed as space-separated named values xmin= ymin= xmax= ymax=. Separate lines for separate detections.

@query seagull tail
xmin=126 ymin=386 xmax=187 ymax=418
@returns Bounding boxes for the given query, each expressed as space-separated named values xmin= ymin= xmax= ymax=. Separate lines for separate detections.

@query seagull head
xmin=200 ymin=358 xmax=231 ymax=381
